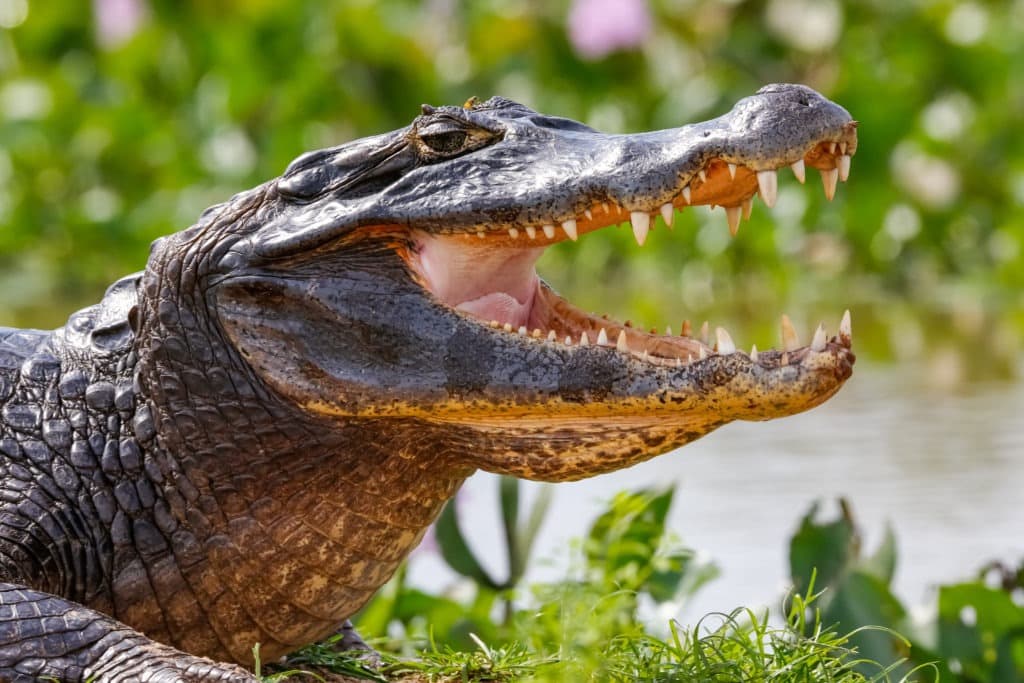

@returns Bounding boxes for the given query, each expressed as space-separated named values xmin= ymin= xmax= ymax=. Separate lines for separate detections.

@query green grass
xmin=262 ymin=586 xmax=932 ymax=682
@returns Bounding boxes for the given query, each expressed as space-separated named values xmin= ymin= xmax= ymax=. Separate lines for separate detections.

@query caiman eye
xmin=420 ymin=130 xmax=468 ymax=154
xmin=412 ymin=113 xmax=501 ymax=160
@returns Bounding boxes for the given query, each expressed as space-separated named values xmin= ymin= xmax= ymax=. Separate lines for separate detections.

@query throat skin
xmin=137 ymin=417 xmax=468 ymax=663
xmin=122 ymin=236 xmax=478 ymax=663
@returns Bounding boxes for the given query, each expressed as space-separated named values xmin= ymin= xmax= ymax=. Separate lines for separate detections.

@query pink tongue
xmin=456 ymin=293 xmax=531 ymax=329
xmin=412 ymin=230 xmax=544 ymax=328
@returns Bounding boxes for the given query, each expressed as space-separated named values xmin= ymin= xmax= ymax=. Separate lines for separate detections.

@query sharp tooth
xmin=725 ymin=206 xmax=741 ymax=237
xmin=547 ymin=330 xmax=556 ymax=341
xmin=561 ymin=218 xmax=578 ymax=241
xmin=660 ymin=202 xmax=674 ymax=227
xmin=781 ymin=314 xmax=800 ymax=351
xmin=811 ymin=323 xmax=827 ymax=351
xmin=838 ymin=155 xmax=851 ymax=182
xmin=750 ymin=344 xmax=759 ymax=362
xmin=790 ymin=159 xmax=806 ymax=184
xmin=687 ymin=354 xmax=693 ymax=364
xmin=616 ymin=330 xmax=629 ymax=352
xmin=681 ymin=186 xmax=691 ymax=204
xmin=741 ymin=196 xmax=753 ymax=220
xmin=665 ymin=325 xmax=672 ymax=336
xmin=681 ymin=320 xmax=691 ymax=337
xmin=630 ymin=211 xmax=651 ymax=246
xmin=543 ymin=224 xmax=556 ymax=239
xmin=503 ymin=323 xmax=513 ymax=332
xmin=828 ymin=142 xmax=837 ymax=154
xmin=700 ymin=321 xmax=710 ymax=344
xmin=756 ymin=170 xmax=778 ymax=208
xmin=489 ymin=320 xmax=500 ymax=328
xmin=698 ymin=169 xmax=707 ymax=183
xmin=781 ymin=351 xmax=790 ymax=366
xmin=518 ymin=326 xmax=527 ymax=335
xmin=839 ymin=142 xmax=847 ymax=155
xmin=715 ymin=327 xmax=736 ymax=354
xmin=676 ymin=357 xmax=682 ymax=367
xmin=597 ymin=328 xmax=609 ymax=345
xmin=580 ymin=332 xmax=590 ymax=346
xmin=564 ymin=335 xmax=572 ymax=345
xmin=525 ymin=226 xmax=537 ymax=239
xmin=821 ymin=168 xmax=838 ymax=200
xmin=698 ymin=346 xmax=707 ymax=360
xmin=508 ymin=228 xmax=519 ymax=239
xmin=532 ymin=328 xmax=543 ymax=338
xmin=839 ymin=309 xmax=852 ymax=343
xmin=641 ymin=349 xmax=649 ymax=361
xmin=585 ymin=209 xmax=593 ymax=220
xmin=727 ymin=163 xmax=737 ymax=179
xmin=602 ymin=202 xmax=610 ymax=213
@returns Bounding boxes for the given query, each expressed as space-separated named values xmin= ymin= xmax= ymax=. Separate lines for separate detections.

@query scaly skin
xmin=0 ymin=84 xmax=856 ymax=681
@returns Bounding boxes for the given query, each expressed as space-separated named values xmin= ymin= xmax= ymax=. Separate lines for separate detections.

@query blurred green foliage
xmin=1 ymin=0 xmax=1022 ymax=375
xmin=789 ymin=499 xmax=1024 ymax=681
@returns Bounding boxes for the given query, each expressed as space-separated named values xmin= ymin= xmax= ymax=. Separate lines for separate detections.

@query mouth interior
xmin=412 ymin=225 xmax=713 ymax=365
xmin=413 ymin=237 xmax=544 ymax=330
xmin=407 ymin=139 xmax=856 ymax=367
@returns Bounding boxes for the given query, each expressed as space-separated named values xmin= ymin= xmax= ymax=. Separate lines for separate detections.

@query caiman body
xmin=0 ymin=84 xmax=856 ymax=681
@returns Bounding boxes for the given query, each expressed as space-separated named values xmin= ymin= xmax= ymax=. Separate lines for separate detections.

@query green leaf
xmin=821 ymin=569 xmax=910 ymax=676
xmin=674 ymin=553 xmax=721 ymax=605
xmin=515 ymin=483 xmax=553 ymax=580
xmin=936 ymin=582 xmax=1024 ymax=680
xmin=788 ymin=499 xmax=859 ymax=597
xmin=992 ymin=625 xmax=1024 ymax=683
xmin=436 ymin=499 xmax=500 ymax=590
xmin=859 ymin=521 xmax=898 ymax=586
xmin=584 ymin=488 xmax=676 ymax=595
xmin=499 ymin=476 xmax=522 ymax=581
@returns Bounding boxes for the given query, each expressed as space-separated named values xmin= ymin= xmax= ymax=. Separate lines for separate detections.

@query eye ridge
xmin=420 ymin=129 xmax=469 ymax=154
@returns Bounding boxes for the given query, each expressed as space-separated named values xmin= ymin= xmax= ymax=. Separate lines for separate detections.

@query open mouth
xmin=408 ymin=134 xmax=857 ymax=368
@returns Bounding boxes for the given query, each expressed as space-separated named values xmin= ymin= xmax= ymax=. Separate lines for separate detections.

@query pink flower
xmin=567 ymin=0 xmax=653 ymax=60
xmin=93 ymin=0 xmax=148 ymax=49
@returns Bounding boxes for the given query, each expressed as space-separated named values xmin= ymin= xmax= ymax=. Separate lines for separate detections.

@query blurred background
xmin=0 ymin=0 xmax=1022 ymax=644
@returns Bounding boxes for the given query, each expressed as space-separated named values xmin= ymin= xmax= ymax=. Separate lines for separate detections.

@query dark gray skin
xmin=0 ymin=84 xmax=857 ymax=681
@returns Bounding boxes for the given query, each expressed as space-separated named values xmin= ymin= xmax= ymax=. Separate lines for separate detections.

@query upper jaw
xmin=404 ymin=86 xmax=858 ymax=370
xmin=256 ymin=84 xmax=855 ymax=259
xmin=363 ymin=83 xmax=857 ymax=246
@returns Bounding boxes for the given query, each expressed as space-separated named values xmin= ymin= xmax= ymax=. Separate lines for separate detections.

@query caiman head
xmin=150 ymin=83 xmax=857 ymax=482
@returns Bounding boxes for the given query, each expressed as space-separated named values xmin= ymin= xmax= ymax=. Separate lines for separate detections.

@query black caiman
xmin=0 ymin=84 xmax=857 ymax=682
